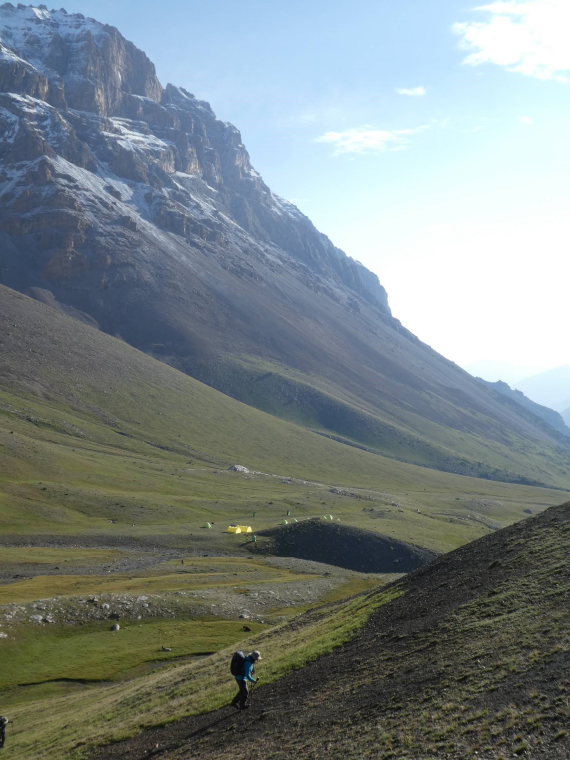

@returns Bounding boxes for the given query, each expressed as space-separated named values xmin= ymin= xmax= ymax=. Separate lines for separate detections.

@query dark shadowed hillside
xmin=258 ymin=518 xmax=437 ymax=572
xmin=94 ymin=500 xmax=570 ymax=760
xmin=1 ymin=5 xmax=570 ymax=486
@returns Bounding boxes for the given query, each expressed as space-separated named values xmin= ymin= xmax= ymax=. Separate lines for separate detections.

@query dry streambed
xmin=0 ymin=548 xmax=383 ymax=638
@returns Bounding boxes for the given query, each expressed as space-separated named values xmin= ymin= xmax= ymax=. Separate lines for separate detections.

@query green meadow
xmin=1 ymin=580 xmax=401 ymax=759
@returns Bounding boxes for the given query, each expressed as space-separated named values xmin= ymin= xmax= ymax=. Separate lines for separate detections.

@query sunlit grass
xmin=0 ymin=618 xmax=268 ymax=690
xmin=3 ymin=584 xmax=401 ymax=759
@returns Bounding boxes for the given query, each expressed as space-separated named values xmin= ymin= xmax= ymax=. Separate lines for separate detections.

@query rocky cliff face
xmin=0 ymin=5 xmax=162 ymax=113
xmin=0 ymin=3 xmax=389 ymax=320
xmin=1 ymin=4 xmax=569 ymax=484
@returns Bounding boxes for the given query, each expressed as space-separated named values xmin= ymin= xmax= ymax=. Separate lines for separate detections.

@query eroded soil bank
xmin=257 ymin=518 xmax=437 ymax=572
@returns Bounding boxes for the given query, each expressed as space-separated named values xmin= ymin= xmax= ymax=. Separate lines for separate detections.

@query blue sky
xmin=59 ymin=0 xmax=570 ymax=382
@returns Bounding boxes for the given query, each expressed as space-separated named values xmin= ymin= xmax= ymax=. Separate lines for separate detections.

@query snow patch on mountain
xmin=106 ymin=118 xmax=174 ymax=155
xmin=0 ymin=103 xmax=18 ymax=143
xmin=0 ymin=37 xmax=27 ymax=62
xmin=0 ymin=4 xmax=104 ymax=55
xmin=4 ymin=91 xmax=47 ymax=114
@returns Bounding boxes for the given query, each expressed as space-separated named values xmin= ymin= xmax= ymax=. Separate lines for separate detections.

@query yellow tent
xmin=226 ymin=525 xmax=253 ymax=534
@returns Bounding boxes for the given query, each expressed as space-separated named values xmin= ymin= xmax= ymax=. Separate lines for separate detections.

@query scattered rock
xmin=228 ymin=464 xmax=250 ymax=473
xmin=110 ymin=623 xmax=120 ymax=632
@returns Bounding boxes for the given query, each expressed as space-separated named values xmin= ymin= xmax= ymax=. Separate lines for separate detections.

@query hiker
xmin=0 ymin=716 xmax=8 ymax=748
xmin=231 ymin=650 xmax=261 ymax=709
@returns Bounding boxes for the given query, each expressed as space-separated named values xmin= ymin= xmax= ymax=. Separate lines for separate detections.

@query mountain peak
xmin=0 ymin=2 xmax=162 ymax=114
xmin=0 ymin=3 xmax=106 ymax=51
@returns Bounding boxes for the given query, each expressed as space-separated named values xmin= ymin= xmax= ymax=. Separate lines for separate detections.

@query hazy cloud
xmin=315 ymin=126 xmax=427 ymax=155
xmin=396 ymin=86 xmax=427 ymax=96
xmin=454 ymin=0 xmax=570 ymax=81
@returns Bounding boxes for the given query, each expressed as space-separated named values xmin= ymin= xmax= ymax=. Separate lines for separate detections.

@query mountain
xmin=479 ymin=378 xmax=570 ymax=438
xmin=515 ymin=365 xmax=570 ymax=417
xmin=91 ymin=500 xmax=570 ymax=760
xmin=1 ymin=4 xmax=570 ymax=487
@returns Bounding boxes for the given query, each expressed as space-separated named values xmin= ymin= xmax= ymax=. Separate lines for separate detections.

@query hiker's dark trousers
xmin=232 ymin=678 xmax=249 ymax=708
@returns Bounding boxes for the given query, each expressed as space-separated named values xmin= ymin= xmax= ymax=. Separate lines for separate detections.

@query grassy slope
xmin=2 ymin=287 xmax=570 ymax=759
xmin=0 ymin=285 xmax=567 ymax=554
xmin=2 ymin=579 xmax=402 ymax=760
xmin=92 ymin=500 xmax=570 ymax=760
xmin=193 ymin=352 xmax=570 ymax=486
xmin=5 ymin=502 xmax=570 ymax=759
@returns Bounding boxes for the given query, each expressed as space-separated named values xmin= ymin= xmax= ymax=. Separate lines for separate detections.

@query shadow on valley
xmin=255 ymin=518 xmax=437 ymax=572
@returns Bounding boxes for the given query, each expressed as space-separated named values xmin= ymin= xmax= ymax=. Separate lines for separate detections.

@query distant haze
xmin=466 ymin=361 xmax=570 ymax=423
xmin=515 ymin=366 xmax=570 ymax=414
xmin=464 ymin=361 xmax=550 ymax=387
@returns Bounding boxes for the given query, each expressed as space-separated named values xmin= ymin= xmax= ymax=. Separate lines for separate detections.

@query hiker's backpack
xmin=230 ymin=650 xmax=246 ymax=676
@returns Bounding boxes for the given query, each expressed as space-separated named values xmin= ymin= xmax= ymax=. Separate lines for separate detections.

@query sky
xmin=56 ymin=0 xmax=570 ymax=384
